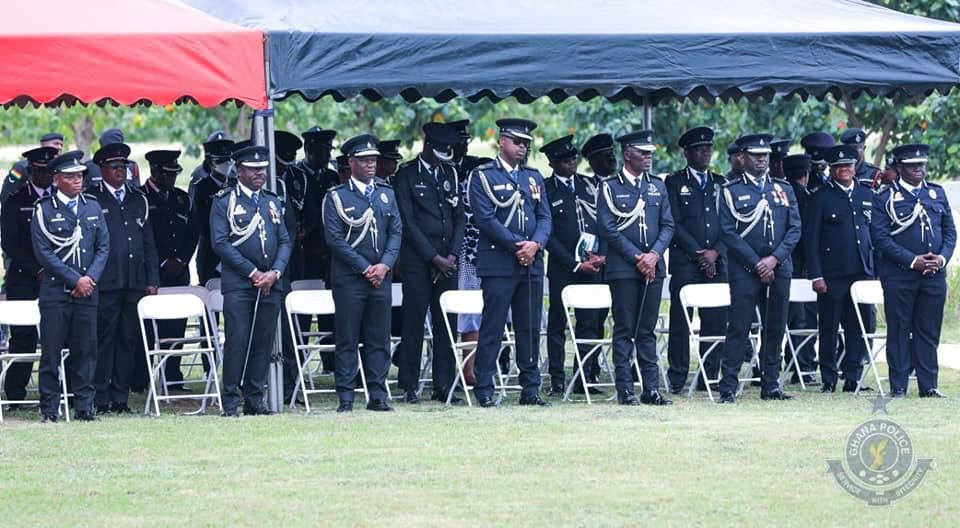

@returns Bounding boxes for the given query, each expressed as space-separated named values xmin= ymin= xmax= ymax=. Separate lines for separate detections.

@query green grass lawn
xmin=1 ymin=366 xmax=958 ymax=527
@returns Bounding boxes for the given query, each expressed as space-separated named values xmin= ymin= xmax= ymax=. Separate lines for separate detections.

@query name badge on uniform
xmin=233 ymin=204 xmax=247 ymax=215
xmin=616 ymin=194 xmax=630 ymax=198
xmin=86 ymin=216 xmax=98 ymax=221
xmin=344 ymin=206 xmax=355 ymax=212
xmin=679 ymin=185 xmax=691 ymax=195
xmin=494 ymin=184 xmax=507 ymax=191
xmin=51 ymin=216 xmax=65 ymax=223
xmin=415 ymin=183 xmax=429 ymax=189
xmin=552 ymin=199 xmax=564 ymax=207
xmin=738 ymin=195 xmax=751 ymax=201
xmin=102 ymin=208 xmax=110 ymax=214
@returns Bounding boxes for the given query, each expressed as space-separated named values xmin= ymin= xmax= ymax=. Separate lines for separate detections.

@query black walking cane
xmin=239 ymin=288 xmax=263 ymax=388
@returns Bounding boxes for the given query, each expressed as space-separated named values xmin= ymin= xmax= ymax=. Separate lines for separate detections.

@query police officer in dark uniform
xmin=718 ymin=133 xmax=801 ymax=403
xmin=2 ymin=133 xmax=63 ymax=204
xmin=541 ymin=135 xmax=606 ymax=396
xmin=31 ymin=151 xmax=110 ymax=421
xmin=447 ymin=119 xmax=480 ymax=175
xmin=664 ymin=127 xmax=727 ymax=394
xmin=86 ymin=142 xmax=160 ymax=413
xmin=323 ymin=135 xmax=403 ymax=412
xmin=840 ymin=128 xmax=882 ymax=187
xmin=597 ymin=130 xmax=674 ymax=406
xmin=871 ymin=144 xmax=956 ymax=397
xmin=142 ymin=150 xmax=199 ymax=391
xmin=394 ymin=123 xmax=465 ymax=404
xmin=192 ymin=135 xmax=236 ymax=286
xmin=804 ymin=145 xmax=875 ymax=393
xmin=211 ymin=145 xmax=292 ymax=416
xmin=781 ymin=154 xmax=818 ymax=384
xmin=188 ymin=131 xmax=233 ymax=206
xmin=582 ymin=133 xmax=618 ymax=180
xmin=1 ymin=147 xmax=56 ymax=405
xmin=800 ymin=132 xmax=835 ymax=191
xmin=468 ymin=118 xmax=552 ymax=408
xmin=377 ymin=140 xmax=403 ymax=186
xmin=725 ymin=143 xmax=744 ymax=181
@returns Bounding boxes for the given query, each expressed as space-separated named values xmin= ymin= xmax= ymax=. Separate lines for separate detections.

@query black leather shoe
xmin=41 ymin=413 xmax=58 ymax=423
xmin=95 ymin=404 xmax=112 ymax=415
xmin=760 ymin=389 xmax=793 ymax=401
xmin=477 ymin=395 xmax=498 ymax=408
xmin=669 ymin=387 xmax=683 ymax=395
xmin=366 ymin=399 xmax=394 ymax=412
xmin=336 ymin=401 xmax=353 ymax=413
xmin=843 ymin=381 xmax=872 ymax=392
xmin=920 ymin=388 xmax=946 ymax=398
xmin=547 ymin=384 xmax=565 ymax=397
xmin=220 ymin=409 xmax=239 ymax=418
xmin=74 ymin=410 xmax=99 ymax=421
xmin=571 ymin=383 xmax=605 ymax=395
xmin=111 ymin=403 xmax=134 ymax=414
xmin=718 ymin=392 xmax=736 ymax=404
xmin=431 ymin=392 xmax=463 ymax=404
xmin=518 ymin=395 xmax=551 ymax=407
xmin=404 ymin=391 xmax=420 ymax=404
xmin=618 ymin=392 xmax=641 ymax=406
xmin=640 ymin=390 xmax=673 ymax=406
xmin=890 ymin=388 xmax=906 ymax=398
xmin=244 ymin=405 xmax=275 ymax=416
xmin=821 ymin=383 xmax=836 ymax=393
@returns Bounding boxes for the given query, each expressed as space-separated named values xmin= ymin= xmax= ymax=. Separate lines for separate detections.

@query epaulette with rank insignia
xmin=772 ymin=177 xmax=790 ymax=185
xmin=473 ymin=160 xmax=496 ymax=172
xmin=214 ymin=186 xmax=233 ymax=198
xmin=600 ymin=175 xmax=617 ymax=183
xmin=81 ymin=193 xmax=99 ymax=202
xmin=377 ymin=181 xmax=393 ymax=189
xmin=398 ymin=159 xmax=417 ymax=170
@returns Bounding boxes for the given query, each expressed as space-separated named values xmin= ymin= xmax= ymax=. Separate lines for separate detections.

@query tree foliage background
xmin=2 ymin=0 xmax=959 ymax=177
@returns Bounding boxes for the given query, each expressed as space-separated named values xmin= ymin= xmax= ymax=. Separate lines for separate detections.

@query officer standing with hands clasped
xmin=211 ymin=145 xmax=292 ymax=417
xmin=597 ymin=130 xmax=674 ymax=406
xmin=31 ymin=151 xmax=110 ymax=422
xmin=871 ymin=144 xmax=956 ymax=398
xmin=323 ymin=135 xmax=403 ymax=412
xmin=803 ymin=144 xmax=875 ymax=393
xmin=394 ymin=123 xmax=465 ymax=404
xmin=718 ymin=134 xmax=801 ymax=404
xmin=468 ymin=118 xmax=552 ymax=408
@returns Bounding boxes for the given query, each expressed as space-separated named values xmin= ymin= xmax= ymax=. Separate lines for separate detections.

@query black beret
xmin=539 ymin=135 xmax=578 ymax=160
xmin=678 ymin=126 xmax=714 ymax=149
xmin=581 ymin=134 xmax=614 ymax=158
xmin=93 ymin=142 xmax=131 ymax=165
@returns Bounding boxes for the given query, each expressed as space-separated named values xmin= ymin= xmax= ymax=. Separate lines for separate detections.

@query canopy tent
xmin=1 ymin=0 xmax=267 ymax=109
xmin=184 ymin=0 xmax=960 ymax=105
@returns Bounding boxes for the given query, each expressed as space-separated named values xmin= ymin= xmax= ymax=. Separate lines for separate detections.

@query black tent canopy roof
xmin=183 ymin=0 xmax=960 ymax=104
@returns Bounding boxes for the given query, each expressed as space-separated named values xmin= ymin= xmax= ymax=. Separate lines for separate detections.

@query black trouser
xmin=474 ymin=274 xmax=543 ymax=400
xmin=95 ymin=289 xmax=144 ymax=407
xmin=397 ymin=265 xmax=457 ymax=395
xmin=39 ymin=299 xmax=98 ymax=415
xmin=2 ymin=282 xmax=39 ymax=401
xmin=816 ymin=275 xmax=869 ymax=386
xmin=332 ymin=278 xmax=392 ymax=402
xmin=221 ymin=287 xmax=282 ymax=412
xmin=667 ymin=269 xmax=725 ymax=391
xmin=546 ymin=272 xmax=605 ymax=388
xmin=609 ymin=277 xmax=663 ymax=395
xmin=882 ymin=275 xmax=946 ymax=393
xmin=785 ymin=300 xmax=818 ymax=378
xmin=720 ymin=274 xmax=789 ymax=395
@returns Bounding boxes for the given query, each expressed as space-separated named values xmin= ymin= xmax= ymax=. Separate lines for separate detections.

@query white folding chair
xmin=0 ymin=299 xmax=70 ymax=422
xmin=204 ymin=278 xmax=221 ymax=291
xmin=138 ymin=293 xmax=222 ymax=416
xmin=679 ymin=283 xmax=731 ymax=402
xmin=385 ymin=282 xmax=405 ymax=398
xmin=781 ymin=279 xmax=820 ymax=389
xmin=560 ymin=284 xmax=621 ymax=404
xmin=439 ymin=290 xmax=484 ymax=406
xmin=285 ymin=289 xmax=369 ymax=411
xmin=654 ymin=276 xmax=672 ymax=390
xmin=850 ymin=280 xmax=887 ymax=396
xmin=291 ymin=279 xmax=326 ymax=291
xmin=155 ymin=286 xmax=212 ymax=392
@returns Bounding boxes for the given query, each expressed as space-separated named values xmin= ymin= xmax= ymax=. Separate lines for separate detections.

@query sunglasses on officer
xmin=507 ymin=136 xmax=531 ymax=148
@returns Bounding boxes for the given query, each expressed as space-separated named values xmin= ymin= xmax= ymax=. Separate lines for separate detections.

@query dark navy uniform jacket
xmin=322 ymin=178 xmax=403 ymax=286
xmin=468 ymin=158 xmax=552 ymax=278
xmin=395 ymin=157 xmax=465 ymax=269
xmin=2 ymin=184 xmax=47 ymax=288
xmin=30 ymin=193 xmax=110 ymax=305
xmin=1 ymin=160 xmax=28 ymax=204
xmin=87 ymin=182 xmax=160 ymax=291
xmin=544 ymin=173 xmax=600 ymax=278
xmin=719 ymin=174 xmax=801 ymax=279
xmin=789 ymin=181 xmax=811 ymax=277
xmin=142 ymin=181 xmax=199 ymax=284
xmin=299 ymin=162 xmax=341 ymax=279
xmin=871 ymin=180 xmax=957 ymax=280
xmin=192 ymin=171 xmax=230 ymax=280
xmin=803 ymin=180 xmax=874 ymax=280
xmin=664 ymin=168 xmax=726 ymax=276
xmin=855 ymin=160 xmax=881 ymax=187
xmin=596 ymin=171 xmax=674 ymax=280
xmin=210 ymin=184 xmax=292 ymax=295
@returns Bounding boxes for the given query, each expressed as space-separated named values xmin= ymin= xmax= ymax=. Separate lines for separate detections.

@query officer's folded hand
xmin=514 ymin=241 xmax=539 ymax=266
xmin=696 ymin=249 xmax=719 ymax=270
xmin=812 ymin=278 xmax=828 ymax=294
xmin=921 ymin=253 xmax=943 ymax=275
xmin=365 ymin=264 xmax=390 ymax=288
xmin=72 ymin=276 xmax=96 ymax=298
xmin=432 ymin=255 xmax=455 ymax=274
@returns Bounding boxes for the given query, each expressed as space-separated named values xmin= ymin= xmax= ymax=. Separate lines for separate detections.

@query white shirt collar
xmin=104 ymin=180 xmax=125 ymax=197
xmin=351 ymin=176 xmax=372 ymax=194
xmin=31 ymin=183 xmax=50 ymax=197
xmin=899 ymin=179 xmax=921 ymax=193
xmin=419 ymin=155 xmax=435 ymax=173
xmin=744 ymin=171 xmax=766 ymax=187
xmin=57 ymin=191 xmax=76 ymax=206
xmin=238 ymin=181 xmax=258 ymax=199
xmin=554 ymin=173 xmax=573 ymax=186
xmin=498 ymin=156 xmax=516 ymax=174
xmin=835 ymin=179 xmax=855 ymax=193
xmin=622 ymin=166 xmax=643 ymax=186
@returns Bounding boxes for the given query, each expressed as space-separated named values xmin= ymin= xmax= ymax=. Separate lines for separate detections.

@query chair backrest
xmin=0 ymin=299 xmax=40 ymax=327
xmin=561 ymin=284 xmax=612 ymax=310
xmin=285 ymin=289 xmax=336 ymax=316
xmin=850 ymin=280 xmax=884 ymax=306
xmin=291 ymin=279 xmax=326 ymax=291
xmin=788 ymin=279 xmax=817 ymax=303
xmin=679 ymin=283 xmax=731 ymax=309
xmin=661 ymin=275 xmax=671 ymax=300
xmin=206 ymin=289 xmax=224 ymax=313
xmin=138 ymin=293 xmax=207 ymax=320
xmin=439 ymin=290 xmax=483 ymax=315
xmin=204 ymin=278 xmax=221 ymax=291
xmin=392 ymin=282 xmax=403 ymax=307
xmin=158 ymin=285 xmax=209 ymax=304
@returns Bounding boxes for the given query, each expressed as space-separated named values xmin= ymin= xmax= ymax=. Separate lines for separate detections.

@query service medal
xmin=774 ymin=183 xmax=783 ymax=192
xmin=529 ymin=177 xmax=541 ymax=201
xmin=443 ymin=180 xmax=451 ymax=192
